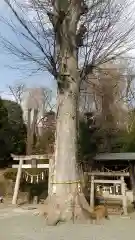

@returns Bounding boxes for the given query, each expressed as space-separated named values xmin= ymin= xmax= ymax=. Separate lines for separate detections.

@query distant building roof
xmin=94 ymin=152 xmax=135 ymax=161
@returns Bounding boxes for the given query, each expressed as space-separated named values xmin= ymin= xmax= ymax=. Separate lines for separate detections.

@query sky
xmin=0 ymin=0 xmax=56 ymax=101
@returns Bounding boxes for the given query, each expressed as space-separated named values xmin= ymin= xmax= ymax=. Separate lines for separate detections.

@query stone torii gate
xmin=11 ymin=154 xmax=51 ymax=205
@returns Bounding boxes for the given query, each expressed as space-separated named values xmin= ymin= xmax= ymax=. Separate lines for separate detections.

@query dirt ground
xmin=0 ymin=205 xmax=135 ymax=240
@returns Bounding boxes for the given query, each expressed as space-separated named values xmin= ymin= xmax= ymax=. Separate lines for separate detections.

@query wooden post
xmin=121 ymin=176 xmax=128 ymax=216
xmin=90 ymin=175 xmax=94 ymax=210
xmin=12 ymin=159 xmax=23 ymax=205
xmin=31 ymin=159 xmax=37 ymax=168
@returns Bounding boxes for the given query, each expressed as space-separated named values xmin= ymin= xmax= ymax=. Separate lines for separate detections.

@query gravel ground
xmin=0 ymin=207 xmax=135 ymax=240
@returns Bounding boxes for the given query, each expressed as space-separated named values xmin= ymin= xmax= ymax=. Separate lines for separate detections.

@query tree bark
xmin=129 ymin=163 xmax=135 ymax=206
xmin=48 ymin=155 xmax=55 ymax=197
xmin=42 ymin=0 xmax=92 ymax=225
xmin=44 ymin=81 xmax=92 ymax=225
xmin=26 ymin=108 xmax=32 ymax=155
xmin=55 ymin=84 xmax=79 ymax=192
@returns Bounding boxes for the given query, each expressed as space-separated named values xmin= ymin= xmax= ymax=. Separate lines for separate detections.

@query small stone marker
xmin=33 ymin=196 xmax=38 ymax=204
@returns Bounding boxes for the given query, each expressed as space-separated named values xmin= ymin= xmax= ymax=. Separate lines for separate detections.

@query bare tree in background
xmin=80 ymin=60 xmax=135 ymax=125
xmin=8 ymin=84 xmax=55 ymax=154
xmin=8 ymin=83 xmax=26 ymax=104
xmin=1 ymin=0 xmax=135 ymax=225
xmin=121 ymin=59 xmax=135 ymax=109
xmin=96 ymin=63 xmax=127 ymax=151
xmin=79 ymin=61 xmax=130 ymax=152
xmin=114 ymin=59 xmax=135 ymax=132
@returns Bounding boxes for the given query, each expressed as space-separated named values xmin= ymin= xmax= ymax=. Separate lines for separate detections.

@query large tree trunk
xmin=44 ymin=81 xmax=92 ymax=225
xmin=48 ymin=155 xmax=55 ymax=197
xmin=55 ymin=84 xmax=79 ymax=194
xmin=41 ymin=0 xmax=91 ymax=225
xmin=129 ymin=163 xmax=135 ymax=206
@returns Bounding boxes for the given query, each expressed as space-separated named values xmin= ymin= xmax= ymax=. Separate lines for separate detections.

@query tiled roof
xmin=94 ymin=152 xmax=135 ymax=161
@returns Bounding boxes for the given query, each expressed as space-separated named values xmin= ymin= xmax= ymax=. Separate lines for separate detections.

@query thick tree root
xmin=38 ymin=192 xmax=95 ymax=226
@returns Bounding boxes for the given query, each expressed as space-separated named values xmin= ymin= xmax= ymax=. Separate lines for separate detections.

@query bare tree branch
xmin=0 ymin=0 xmax=135 ymax=83
xmin=8 ymin=83 xmax=26 ymax=104
xmin=80 ymin=61 xmax=133 ymax=125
